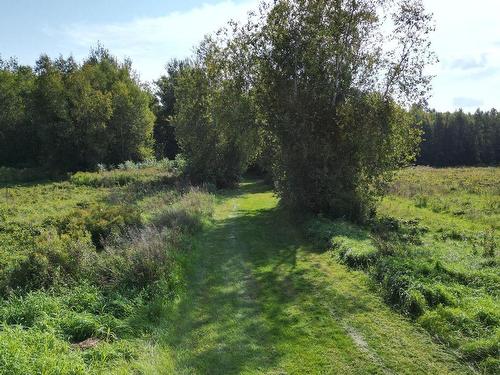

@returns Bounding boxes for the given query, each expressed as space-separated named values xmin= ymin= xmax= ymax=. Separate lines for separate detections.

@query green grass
xmin=311 ymin=167 xmax=499 ymax=373
xmin=0 ymin=166 xmax=214 ymax=374
xmin=378 ymin=167 xmax=499 ymax=373
xmin=0 ymin=168 xmax=494 ymax=373
xmin=144 ymin=180 xmax=471 ymax=374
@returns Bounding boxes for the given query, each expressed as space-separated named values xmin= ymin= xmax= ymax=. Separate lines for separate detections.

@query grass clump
xmin=0 ymin=325 xmax=87 ymax=374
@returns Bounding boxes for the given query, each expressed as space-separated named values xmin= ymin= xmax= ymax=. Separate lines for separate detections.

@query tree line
xmin=0 ymin=46 xmax=155 ymax=172
xmin=2 ymin=0 xmax=472 ymax=221
xmin=414 ymin=108 xmax=500 ymax=167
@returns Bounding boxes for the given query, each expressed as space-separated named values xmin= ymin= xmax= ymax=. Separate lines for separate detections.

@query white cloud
xmin=51 ymin=0 xmax=499 ymax=111
xmin=423 ymin=0 xmax=500 ymax=111
xmin=58 ymin=0 xmax=259 ymax=82
xmin=453 ymin=97 xmax=484 ymax=108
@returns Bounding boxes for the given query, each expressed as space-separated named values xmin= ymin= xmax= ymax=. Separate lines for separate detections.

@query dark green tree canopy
xmin=0 ymin=47 xmax=155 ymax=171
xmin=244 ymin=0 xmax=436 ymax=220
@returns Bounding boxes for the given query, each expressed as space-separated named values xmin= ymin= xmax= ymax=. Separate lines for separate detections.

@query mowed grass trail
xmin=156 ymin=180 xmax=472 ymax=374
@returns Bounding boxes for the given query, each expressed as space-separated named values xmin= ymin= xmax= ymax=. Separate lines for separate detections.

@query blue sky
xmin=1 ymin=0 xmax=499 ymax=112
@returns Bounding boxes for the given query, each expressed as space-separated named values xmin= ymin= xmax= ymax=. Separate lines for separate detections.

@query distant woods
xmin=0 ymin=47 xmax=158 ymax=172
xmin=415 ymin=109 xmax=500 ymax=167
xmin=0 ymin=0 xmax=498 ymax=219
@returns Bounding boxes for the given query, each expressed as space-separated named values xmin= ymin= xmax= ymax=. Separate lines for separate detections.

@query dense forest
xmin=415 ymin=108 xmax=500 ymax=166
xmin=0 ymin=48 xmax=155 ymax=172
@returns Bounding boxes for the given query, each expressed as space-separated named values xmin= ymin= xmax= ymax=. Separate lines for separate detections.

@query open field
xmin=0 ymin=166 xmax=497 ymax=374
xmin=0 ymin=162 xmax=215 ymax=373
xmin=310 ymin=167 xmax=499 ymax=373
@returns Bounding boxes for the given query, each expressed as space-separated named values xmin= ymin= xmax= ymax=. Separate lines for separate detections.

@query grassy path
xmin=156 ymin=180 xmax=471 ymax=374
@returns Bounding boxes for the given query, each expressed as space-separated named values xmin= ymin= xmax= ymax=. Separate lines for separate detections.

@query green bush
xmin=153 ymin=188 xmax=215 ymax=234
xmin=0 ymin=166 xmax=51 ymax=184
xmin=70 ymin=167 xmax=174 ymax=189
xmin=55 ymin=204 xmax=142 ymax=248
xmin=4 ymin=231 xmax=95 ymax=293
xmin=89 ymin=227 xmax=173 ymax=291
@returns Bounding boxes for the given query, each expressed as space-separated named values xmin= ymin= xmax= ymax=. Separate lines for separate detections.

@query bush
xmin=0 ymin=167 xmax=51 ymax=184
xmin=4 ymin=232 xmax=95 ymax=293
xmin=55 ymin=204 xmax=142 ymax=248
xmin=90 ymin=227 xmax=173 ymax=291
xmin=153 ymin=187 xmax=215 ymax=234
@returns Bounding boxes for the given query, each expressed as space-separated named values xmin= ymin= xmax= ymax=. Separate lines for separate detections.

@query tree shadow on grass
xmin=159 ymin=180 xmax=389 ymax=374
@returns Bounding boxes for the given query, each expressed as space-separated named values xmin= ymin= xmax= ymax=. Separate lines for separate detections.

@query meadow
xmin=0 ymin=160 xmax=215 ymax=373
xmin=309 ymin=167 xmax=499 ymax=373
xmin=0 ymin=166 xmax=498 ymax=374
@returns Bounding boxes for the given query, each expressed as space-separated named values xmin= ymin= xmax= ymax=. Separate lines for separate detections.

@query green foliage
xmin=0 ymin=59 xmax=36 ymax=168
xmin=153 ymin=187 xmax=215 ymax=234
xmin=416 ymin=107 xmax=500 ymax=167
xmin=152 ymin=59 xmax=188 ymax=159
xmin=242 ymin=0 xmax=433 ymax=221
xmin=0 ymin=166 xmax=52 ymax=184
xmin=70 ymin=158 xmax=184 ymax=188
xmin=173 ymin=36 xmax=259 ymax=188
xmin=0 ymin=46 xmax=155 ymax=172
xmin=0 ymin=325 xmax=87 ymax=374
xmin=55 ymin=204 xmax=143 ymax=248
xmin=155 ymin=179 xmax=471 ymax=374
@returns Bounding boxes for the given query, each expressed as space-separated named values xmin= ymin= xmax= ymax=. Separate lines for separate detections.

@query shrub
xmin=4 ymin=231 xmax=95 ymax=293
xmin=55 ymin=204 xmax=142 ymax=248
xmin=90 ymin=227 xmax=173 ymax=291
xmin=0 ymin=167 xmax=51 ymax=184
xmin=153 ymin=188 xmax=215 ymax=234
xmin=70 ymin=166 xmax=174 ymax=189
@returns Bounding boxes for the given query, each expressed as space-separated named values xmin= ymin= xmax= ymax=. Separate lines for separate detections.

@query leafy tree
xmin=248 ymin=0 xmax=435 ymax=220
xmin=83 ymin=46 xmax=155 ymax=165
xmin=173 ymin=36 xmax=259 ymax=187
xmin=153 ymin=59 xmax=189 ymax=159
xmin=0 ymin=47 xmax=155 ymax=172
xmin=0 ymin=58 xmax=36 ymax=167
xmin=32 ymin=55 xmax=74 ymax=170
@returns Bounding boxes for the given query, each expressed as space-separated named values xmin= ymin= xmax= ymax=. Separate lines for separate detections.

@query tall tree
xmin=173 ymin=35 xmax=259 ymax=187
xmin=0 ymin=58 xmax=36 ymax=167
xmin=153 ymin=59 xmax=189 ymax=159
xmin=250 ymin=0 xmax=435 ymax=220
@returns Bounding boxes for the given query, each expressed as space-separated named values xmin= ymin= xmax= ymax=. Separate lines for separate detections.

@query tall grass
xmin=0 ymin=165 xmax=214 ymax=373
xmin=307 ymin=167 xmax=499 ymax=373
